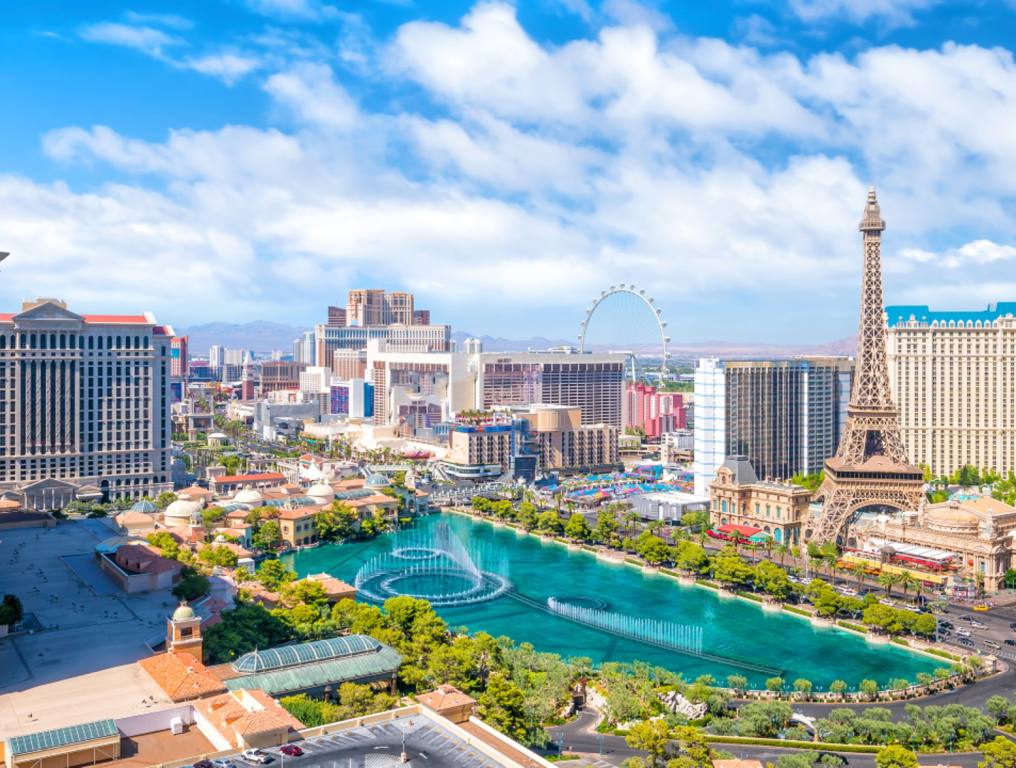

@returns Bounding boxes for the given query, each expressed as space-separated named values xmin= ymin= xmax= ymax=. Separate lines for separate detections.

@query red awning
xmin=717 ymin=523 xmax=763 ymax=537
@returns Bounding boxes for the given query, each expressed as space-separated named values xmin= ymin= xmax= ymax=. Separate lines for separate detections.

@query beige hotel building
xmin=0 ymin=299 xmax=173 ymax=509
xmin=886 ymin=303 xmax=1016 ymax=477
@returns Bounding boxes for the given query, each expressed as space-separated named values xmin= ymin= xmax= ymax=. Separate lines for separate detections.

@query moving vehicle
xmin=971 ymin=620 xmax=987 ymax=629
xmin=959 ymin=638 xmax=975 ymax=647
xmin=974 ymin=603 xmax=989 ymax=611
xmin=1004 ymin=639 xmax=1016 ymax=646
xmin=280 ymin=745 xmax=304 ymax=757
xmin=956 ymin=628 xmax=971 ymax=637
xmin=984 ymin=640 xmax=1001 ymax=649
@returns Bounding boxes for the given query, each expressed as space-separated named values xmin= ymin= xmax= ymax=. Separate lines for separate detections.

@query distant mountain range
xmin=177 ymin=322 xmax=856 ymax=360
xmin=178 ymin=321 xmax=309 ymax=356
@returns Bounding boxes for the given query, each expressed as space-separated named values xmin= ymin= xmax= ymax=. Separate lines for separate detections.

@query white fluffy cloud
xmin=11 ymin=2 xmax=1016 ymax=338
xmin=788 ymin=0 xmax=940 ymax=25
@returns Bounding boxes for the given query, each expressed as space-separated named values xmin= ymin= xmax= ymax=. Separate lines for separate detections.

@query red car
xmin=280 ymin=745 xmax=303 ymax=757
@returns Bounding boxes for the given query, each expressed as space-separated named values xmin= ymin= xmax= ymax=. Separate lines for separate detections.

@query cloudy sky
xmin=1 ymin=0 xmax=1014 ymax=344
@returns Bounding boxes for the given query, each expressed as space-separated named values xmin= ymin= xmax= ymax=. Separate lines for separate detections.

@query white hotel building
xmin=0 ymin=299 xmax=173 ymax=509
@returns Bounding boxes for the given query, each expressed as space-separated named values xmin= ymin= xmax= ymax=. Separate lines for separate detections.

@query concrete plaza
xmin=0 ymin=519 xmax=183 ymax=735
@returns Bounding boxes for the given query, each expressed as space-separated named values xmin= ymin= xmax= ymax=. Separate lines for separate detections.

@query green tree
xmin=253 ymin=519 xmax=281 ymax=550
xmin=0 ymin=594 xmax=23 ymax=628
xmin=985 ymin=696 xmax=1011 ymax=723
xmin=316 ymin=501 xmax=358 ymax=542
xmin=564 ymin=513 xmax=592 ymax=542
xmin=636 ymin=534 xmax=671 ymax=566
xmin=981 ymin=736 xmax=1016 ymax=768
xmin=198 ymin=545 xmax=238 ymax=568
xmin=829 ymin=680 xmax=848 ymax=696
xmin=156 ymin=491 xmax=178 ymax=509
xmin=765 ymin=676 xmax=784 ymax=692
xmin=172 ymin=567 xmax=209 ymax=601
xmin=478 ymin=672 xmax=529 ymax=743
xmin=280 ymin=579 xmax=329 ymax=608
xmin=859 ymin=679 xmax=879 ymax=700
xmin=536 ymin=510 xmax=563 ymax=535
xmin=625 ymin=719 xmax=673 ymax=768
xmin=726 ymin=674 xmax=748 ymax=693
xmin=517 ymin=502 xmax=538 ymax=531
xmin=793 ymin=678 xmax=814 ymax=697
xmin=256 ymin=558 xmax=296 ymax=590
xmin=875 ymin=745 xmax=918 ymax=768
xmin=201 ymin=506 xmax=227 ymax=528
xmin=594 ymin=508 xmax=622 ymax=547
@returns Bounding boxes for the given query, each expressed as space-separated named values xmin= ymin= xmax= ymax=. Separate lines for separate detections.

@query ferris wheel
xmin=578 ymin=283 xmax=670 ymax=382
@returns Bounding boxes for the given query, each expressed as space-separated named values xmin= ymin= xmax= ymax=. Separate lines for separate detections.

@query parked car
xmin=211 ymin=760 xmax=236 ymax=768
xmin=192 ymin=761 xmax=215 ymax=768
xmin=280 ymin=745 xmax=304 ymax=757
xmin=939 ymin=621 xmax=954 ymax=630
xmin=242 ymin=750 xmax=272 ymax=765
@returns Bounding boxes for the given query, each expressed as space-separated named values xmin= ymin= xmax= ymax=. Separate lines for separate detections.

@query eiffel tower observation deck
xmin=807 ymin=188 xmax=925 ymax=544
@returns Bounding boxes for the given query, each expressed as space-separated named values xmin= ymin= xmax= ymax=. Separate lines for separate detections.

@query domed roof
xmin=307 ymin=482 xmax=335 ymax=501
xmin=208 ymin=432 xmax=228 ymax=440
xmin=131 ymin=499 xmax=157 ymax=514
xmin=164 ymin=499 xmax=204 ymax=522
xmin=233 ymin=486 xmax=264 ymax=505
xmin=172 ymin=602 xmax=195 ymax=621
xmin=926 ymin=502 xmax=979 ymax=533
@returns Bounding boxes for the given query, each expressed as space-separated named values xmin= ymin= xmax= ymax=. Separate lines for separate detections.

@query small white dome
xmin=164 ymin=499 xmax=204 ymax=523
xmin=233 ymin=486 xmax=264 ymax=505
xmin=208 ymin=432 xmax=228 ymax=440
xmin=307 ymin=482 xmax=335 ymax=501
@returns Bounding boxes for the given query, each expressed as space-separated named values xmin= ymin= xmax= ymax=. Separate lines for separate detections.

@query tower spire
xmin=806 ymin=188 xmax=924 ymax=544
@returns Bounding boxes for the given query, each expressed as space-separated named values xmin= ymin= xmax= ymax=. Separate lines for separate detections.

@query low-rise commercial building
xmin=853 ymin=495 xmax=1016 ymax=595
xmin=708 ymin=456 xmax=812 ymax=545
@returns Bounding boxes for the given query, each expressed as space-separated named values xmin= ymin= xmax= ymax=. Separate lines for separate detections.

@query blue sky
xmin=0 ymin=0 xmax=1014 ymax=345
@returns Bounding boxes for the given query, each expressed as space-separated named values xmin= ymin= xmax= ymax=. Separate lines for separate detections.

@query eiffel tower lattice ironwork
xmin=807 ymin=188 xmax=925 ymax=543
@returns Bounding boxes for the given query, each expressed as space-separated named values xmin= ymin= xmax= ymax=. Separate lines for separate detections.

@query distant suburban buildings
xmin=0 ymin=298 xmax=173 ymax=509
xmin=886 ymin=302 xmax=1016 ymax=477
xmin=693 ymin=356 xmax=853 ymax=496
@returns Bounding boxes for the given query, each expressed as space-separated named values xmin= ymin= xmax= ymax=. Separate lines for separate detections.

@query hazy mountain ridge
xmin=179 ymin=321 xmax=309 ymax=356
xmin=178 ymin=323 xmax=856 ymax=359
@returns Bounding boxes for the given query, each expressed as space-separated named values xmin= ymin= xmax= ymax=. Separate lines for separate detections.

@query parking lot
xmin=201 ymin=716 xmax=516 ymax=768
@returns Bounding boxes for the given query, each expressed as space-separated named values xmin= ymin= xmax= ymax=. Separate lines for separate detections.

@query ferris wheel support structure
xmin=578 ymin=283 xmax=670 ymax=382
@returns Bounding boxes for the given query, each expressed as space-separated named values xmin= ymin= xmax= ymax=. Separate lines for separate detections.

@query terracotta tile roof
xmin=195 ymin=690 xmax=304 ymax=739
xmin=226 ymin=509 xmax=250 ymax=520
xmin=115 ymin=544 xmax=182 ymax=576
xmin=212 ymin=472 xmax=286 ymax=485
xmin=348 ymin=494 xmax=398 ymax=508
xmin=713 ymin=760 xmax=764 ymax=768
xmin=278 ymin=505 xmax=322 ymax=521
xmin=334 ymin=478 xmax=365 ymax=489
xmin=306 ymin=573 xmax=356 ymax=599
xmin=416 ymin=684 xmax=476 ymax=711
xmin=138 ymin=652 xmax=227 ymax=702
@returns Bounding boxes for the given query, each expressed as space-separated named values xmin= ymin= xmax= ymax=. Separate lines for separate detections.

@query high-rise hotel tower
xmin=0 ymin=299 xmax=173 ymax=509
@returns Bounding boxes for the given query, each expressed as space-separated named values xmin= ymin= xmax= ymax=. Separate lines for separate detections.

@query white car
xmin=956 ymin=628 xmax=972 ymax=637
xmin=839 ymin=587 xmax=857 ymax=596
xmin=242 ymin=750 xmax=271 ymax=765
xmin=971 ymin=620 xmax=987 ymax=629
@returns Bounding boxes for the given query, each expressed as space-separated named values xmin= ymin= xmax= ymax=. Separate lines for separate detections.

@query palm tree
xmin=775 ymin=544 xmax=788 ymax=566
xmin=899 ymin=572 xmax=917 ymax=601
xmin=879 ymin=571 xmax=901 ymax=597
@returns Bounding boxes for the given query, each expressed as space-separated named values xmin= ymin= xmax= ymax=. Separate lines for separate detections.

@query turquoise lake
xmin=283 ymin=513 xmax=943 ymax=690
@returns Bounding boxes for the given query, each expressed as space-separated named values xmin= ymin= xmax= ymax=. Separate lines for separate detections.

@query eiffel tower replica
xmin=808 ymin=188 xmax=925 ymax=543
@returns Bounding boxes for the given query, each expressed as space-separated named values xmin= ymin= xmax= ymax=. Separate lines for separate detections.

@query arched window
xmin=88 ymin=336 xmax=95 ymax=350
xmin=116 ymin=336 xmax=122 ymax=349
xmin=59 ymin=333 xmax=66 ymax=348
xmin=30 ymin=333 xmax=37 ymax=349
xmin=721 ymin=500 xmax=728 ymax=513
xmin=50 ymin=333 xmax=57 ymax=349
